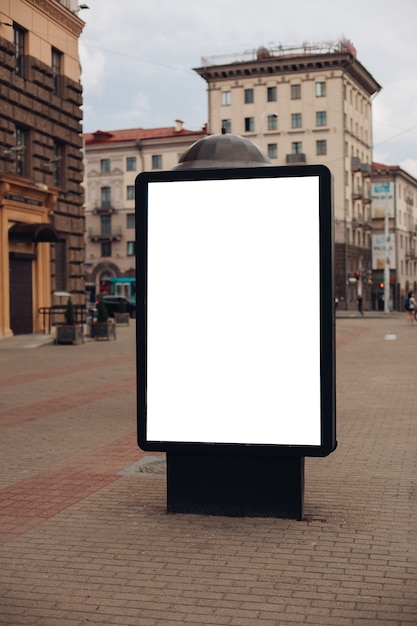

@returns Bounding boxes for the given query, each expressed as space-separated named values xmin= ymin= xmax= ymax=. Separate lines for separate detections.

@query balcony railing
xmin=351 ymin=157 xmax=371 ymax=176
xmin=88 ymin=226 xmax=122 ymax=242
xmin=360 ymin=163 xmax=371 ymax=176
xmin=93 ymin=203 xmax=116 ymax=215
xmin=286 ymin=153 xmax=306 ymax=164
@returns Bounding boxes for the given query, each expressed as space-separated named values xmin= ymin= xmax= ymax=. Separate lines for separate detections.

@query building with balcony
xmin=83 ymin=121 xmax=206 ymax=297
xmin=0 ymin=0 xmax=85 ymax=337
xmin=371 ymin=163 xmax=417 ymax=310
xmin=194 ymin=41 xmax=381 ymax=309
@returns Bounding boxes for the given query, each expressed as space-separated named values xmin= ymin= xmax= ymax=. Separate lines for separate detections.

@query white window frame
xmin=221 ymin=91 xmax=231 ymax=106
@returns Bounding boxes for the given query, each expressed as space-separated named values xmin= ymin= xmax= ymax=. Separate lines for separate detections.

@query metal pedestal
xmin=166 ymin=452 xmax=304 ymax=520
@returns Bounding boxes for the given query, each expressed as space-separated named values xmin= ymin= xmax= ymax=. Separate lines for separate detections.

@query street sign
xmin=136 ymin=165 xmax=336 ymax=457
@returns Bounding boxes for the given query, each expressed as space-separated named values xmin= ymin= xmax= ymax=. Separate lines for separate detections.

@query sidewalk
xmin=0 ymin=333 xmax=55 ymax=349
xmin=0 ymin=318 xmax=416 ymax=625
xmin=336 ymin=309 xmax=404 ymax=320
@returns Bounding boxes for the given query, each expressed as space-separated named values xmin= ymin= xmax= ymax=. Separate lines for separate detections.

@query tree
xmin=96 ymin=296 xmax=109 ymax=323
xmin=64 ymin=297 xmax=76 ymax=325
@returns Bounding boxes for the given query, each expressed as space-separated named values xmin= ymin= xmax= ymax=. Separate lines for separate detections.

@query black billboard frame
xmin=136 ymin=164 xmax=336 ymax=459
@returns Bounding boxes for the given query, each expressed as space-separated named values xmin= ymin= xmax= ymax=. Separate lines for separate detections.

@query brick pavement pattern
xmin=0 ymin=317 xmax=416 ymax=625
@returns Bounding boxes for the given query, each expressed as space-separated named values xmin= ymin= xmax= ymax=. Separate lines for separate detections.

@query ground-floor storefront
xmin=0 ymin=175 xmax=58 ymax=338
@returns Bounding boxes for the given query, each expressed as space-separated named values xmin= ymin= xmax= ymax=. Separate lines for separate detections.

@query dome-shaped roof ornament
xmin=173 ymin=133 xmax=271 ymax=170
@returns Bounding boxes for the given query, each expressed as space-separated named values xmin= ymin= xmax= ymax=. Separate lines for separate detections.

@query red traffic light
xmin=354 ymin=271 xmax=360 ymax=280
xmin=379 ymin=282 xmax=384 ymax=289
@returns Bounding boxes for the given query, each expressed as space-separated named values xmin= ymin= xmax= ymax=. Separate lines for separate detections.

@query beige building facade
xmin=83 ymin=40 xmax=416 ymax=312
xmin=371 ymin=163 xmax=417 ymax=311
xmin=0 ymin=0 xmax=85 ymax=337
xmin=83 ymin=122 xmax=206 ymax=298
xmin=194 ymin=41 xmax=381 ymax=309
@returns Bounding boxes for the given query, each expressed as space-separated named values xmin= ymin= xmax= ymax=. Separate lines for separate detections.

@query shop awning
xmin=8 ymin=222 xmax=58 ymax=243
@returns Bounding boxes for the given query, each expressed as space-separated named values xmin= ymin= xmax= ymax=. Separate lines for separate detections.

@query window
xmin=244 ymin=117 xmax=254 ymax=132
xmin=267 ymin=143 xmax=277 ymax=159
xmin=126 ymin=156 xmax=136 ymax=171
xmin=127 ymin=185 xmax=135 ymax=200
xmin=221 ymin=91 xmax=231 ymax=106
xmin=292 ymin=141 xmax=303 ymax=154
xmin=14 ymin=24 xmax=25 ymax=77
xmin=267 ymin=114 xmax=278 ymax=131
xmin=127 ymin=241 xmax=135 ymax=256
xmin=291 ymin=113 xmax=302 ymax=129
xmin=53 ymin=141 xmax=63 ymax=187
xmin=267 ymin=86 xmax=277 ymax=102
xmin=291 ymin=84 xmax=301 ymax=99
xmin=221 ymin=119 xmax=232 ymax=134
xmin=52 ymin=48 xmax=62 ymax=96
xmin=54 ymin=241 xmax=66 ymax=291
xmin=100 ymin=186 xmax=111 ymax=209
xmin=152 ymin=154 xmax=162 ymax=169
xmin=100 ymin=214 xmax=111 ymax=236
xmin=101 ymin=242 xmax=112 ymax=257
xmin=15 ymin=127 xmax=26 ymax=177
xmin=126 ymin=213 xmax=135 ymax=229
xmin=316 ymin=111 xmax=327 ymax=127
xmin=316 ymin=140 xmax=327 ymax=155
xmin=316 ymin=82 xmax=326 ymax=97
xmin=100 ymin=159 xmax=110 ymax=173
xmin=244 ymin=88 xmax=254 ymax=104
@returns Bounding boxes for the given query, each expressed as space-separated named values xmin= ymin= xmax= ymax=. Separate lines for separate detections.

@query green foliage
xmin=64 ymin=296 xmax=76 ymax=325
xmin=96 ymin=296 xmax=109 ymax=323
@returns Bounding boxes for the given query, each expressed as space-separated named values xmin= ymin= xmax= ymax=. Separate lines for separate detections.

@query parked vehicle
xmin=99 ymin=295 xmax=136 ymax=318
xmin=87 ymin=302 xmax=97 ymax=322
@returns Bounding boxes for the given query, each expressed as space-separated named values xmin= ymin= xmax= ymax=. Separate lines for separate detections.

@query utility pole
xmin=384 ymin=205 xmax=390 ymax=314
xmin=357 ymin=256 xmax=363 ymax=298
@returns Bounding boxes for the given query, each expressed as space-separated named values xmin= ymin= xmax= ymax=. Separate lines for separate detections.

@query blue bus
xmin=109 ymin=277 xmax=136 ymax=302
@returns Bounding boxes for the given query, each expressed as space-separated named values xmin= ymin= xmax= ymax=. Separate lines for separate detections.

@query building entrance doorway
xmin=9 ymin=253 xmax=34 ymax=334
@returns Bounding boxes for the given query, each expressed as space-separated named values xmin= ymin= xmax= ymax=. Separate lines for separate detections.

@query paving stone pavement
xmin=0 ymin=317 xmax=416 ymax=625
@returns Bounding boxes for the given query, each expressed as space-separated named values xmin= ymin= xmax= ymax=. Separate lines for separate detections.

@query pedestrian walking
xmin=357 ymin=295 xmax=364 ymax=316
xmin=404 ymin=291 xmax=417 ymax=324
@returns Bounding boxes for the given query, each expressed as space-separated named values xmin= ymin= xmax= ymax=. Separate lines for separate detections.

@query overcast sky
xmin=79 ymin=0 xmax=417 ymax=178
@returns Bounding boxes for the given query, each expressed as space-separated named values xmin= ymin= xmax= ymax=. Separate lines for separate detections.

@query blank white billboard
xmin=136 ymin=166 xmax=335 ymax=455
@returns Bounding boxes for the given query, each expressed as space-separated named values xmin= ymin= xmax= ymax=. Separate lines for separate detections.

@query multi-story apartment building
xmin=83 ymin=121 xmax=206 ymax=297
xmin=194 ymin=41 xmax=381 ymax=309
xmin=0 ymin=0 xmax=85 ymax=338
xmin=371 ymin=163 xmax=417 ymax=310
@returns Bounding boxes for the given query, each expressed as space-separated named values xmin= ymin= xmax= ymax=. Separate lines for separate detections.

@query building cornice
xmin=25 ymin=0 xmax=85 ymax=37
xmin=195 ymin=51 xmax=381 ymax=97
xmin=0 ymin=173 xmax=58 ymax=211
xmin=372 ymin=163 xmax=417 ymax=187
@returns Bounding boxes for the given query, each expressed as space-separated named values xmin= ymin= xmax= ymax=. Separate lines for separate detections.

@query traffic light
xmin=379 ymin=282 xmax=384 ymax=289
xmin=354 ymin=271 xmax=360 ymax=280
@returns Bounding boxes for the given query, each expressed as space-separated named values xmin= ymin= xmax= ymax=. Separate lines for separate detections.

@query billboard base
xmin=166 ymin=452 xmax=304 ymax=520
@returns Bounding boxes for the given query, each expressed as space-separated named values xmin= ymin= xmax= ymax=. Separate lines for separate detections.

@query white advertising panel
xmin=372 ymin=233 xmax=396 ymax=271
xmin=136 ymin=166 xmax=335 ymax=456
xmin=372 ymin=182 xmax=395 ymax=219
